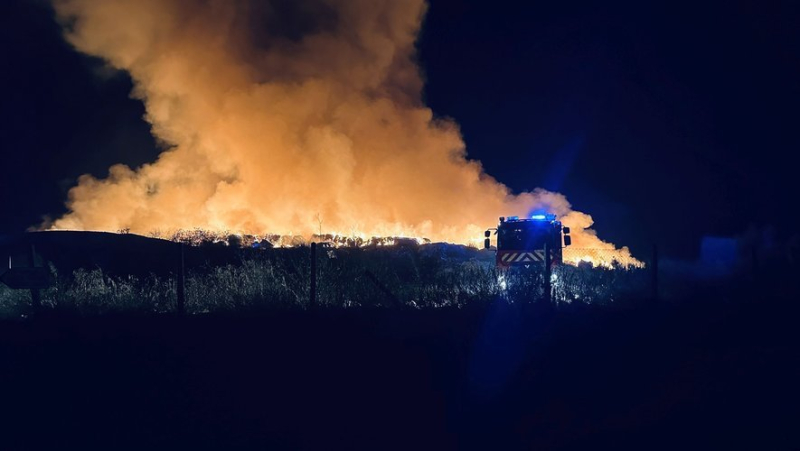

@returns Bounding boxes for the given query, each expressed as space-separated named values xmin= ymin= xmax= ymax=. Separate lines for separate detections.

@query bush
xmin=0 ymin=245 xmax=657 ymax=317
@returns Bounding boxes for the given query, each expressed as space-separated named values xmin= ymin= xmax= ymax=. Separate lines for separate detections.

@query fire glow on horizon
xmin=48 ymin=0 xmax=641 ymax=267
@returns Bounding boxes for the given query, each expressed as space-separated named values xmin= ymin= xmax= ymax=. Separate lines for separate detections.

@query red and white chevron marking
xmin=498 ymin=250 xmax=546 ymax=264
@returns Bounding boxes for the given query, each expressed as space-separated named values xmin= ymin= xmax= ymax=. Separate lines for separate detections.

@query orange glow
xmin=49 ymin=0 xmax=639 ymax=267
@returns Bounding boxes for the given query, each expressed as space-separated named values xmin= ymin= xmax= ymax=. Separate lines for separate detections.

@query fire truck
xmin=484 ymin=214 xmax=571 ymax=267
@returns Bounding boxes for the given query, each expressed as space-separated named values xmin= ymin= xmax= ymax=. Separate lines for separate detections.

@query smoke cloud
xmin=49 ymin=0 xmax=633 ymax=257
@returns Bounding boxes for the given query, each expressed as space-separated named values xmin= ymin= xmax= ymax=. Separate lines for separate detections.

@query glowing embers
xmin=563 ymin=248 xmax=645 ymax=269
xmin=164 ymin=229 xmax=430 ymax=249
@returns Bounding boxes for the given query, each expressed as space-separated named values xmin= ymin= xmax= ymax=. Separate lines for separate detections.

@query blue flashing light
xmin=507 ymin=216 xmax=519 ymax=221
xmin=530 ymin=214 xmax=547 ymax=220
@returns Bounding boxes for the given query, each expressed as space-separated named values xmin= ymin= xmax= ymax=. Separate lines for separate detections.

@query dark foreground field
xmin=1 ymin=296 xmax=797 ymax=450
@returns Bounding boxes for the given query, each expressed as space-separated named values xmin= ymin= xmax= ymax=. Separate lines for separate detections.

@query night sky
xmin=2 ymin=0 xmax=799 ymax=259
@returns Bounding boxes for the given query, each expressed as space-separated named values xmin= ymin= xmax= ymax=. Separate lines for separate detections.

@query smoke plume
xmin=50 ymin=0 xmax=633 ymax=257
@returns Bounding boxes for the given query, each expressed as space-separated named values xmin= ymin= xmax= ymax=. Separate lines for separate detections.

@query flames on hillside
xmin=48 ymin=0 xmax=641 ymax=269
xmin=164 ymin=228 xmax=428 ymax=249
xmin=563 ymin=249 xmax=644 ymax=269
xmin=137 ymin=228 xmax=643 ymax=269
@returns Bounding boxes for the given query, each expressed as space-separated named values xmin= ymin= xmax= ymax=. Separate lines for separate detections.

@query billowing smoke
xmin=49 ymin=0 xmax=635 ymax=260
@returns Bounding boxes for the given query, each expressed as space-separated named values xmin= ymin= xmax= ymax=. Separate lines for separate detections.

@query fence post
xmin=177 ymin=243 xmax=186 ymax=315
xmin=310 ymin=242 xmax=317 ymax=308
xmin=544 ymin=241 xmax=552 ymax=305
xmin=28 ymin=244 xmax=41 ymax=314
xmin=651 ymin=244 xmax=659 ymax=303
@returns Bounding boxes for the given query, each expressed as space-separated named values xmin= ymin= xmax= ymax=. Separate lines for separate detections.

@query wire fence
xmin=1 ymin=240 xmax=664 ymax=318
xmin=4 ymin=230 xmax=799 ymax=320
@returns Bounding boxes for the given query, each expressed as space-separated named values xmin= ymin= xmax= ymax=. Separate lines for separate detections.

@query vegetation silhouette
xmin=0 ymin=231 xmax=798 ymax=449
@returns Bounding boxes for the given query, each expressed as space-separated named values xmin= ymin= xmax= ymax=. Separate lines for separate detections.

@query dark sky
xmin=1 ymin=0 xmax=799 ymax=259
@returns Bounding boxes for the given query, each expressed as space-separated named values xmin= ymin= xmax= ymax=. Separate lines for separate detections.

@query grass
xmin=0 ymin=244 xmax=656 ymax=318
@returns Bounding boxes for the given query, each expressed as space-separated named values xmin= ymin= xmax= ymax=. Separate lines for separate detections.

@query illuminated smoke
xmin=49 ymin=0 xmax=637 ymax=262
